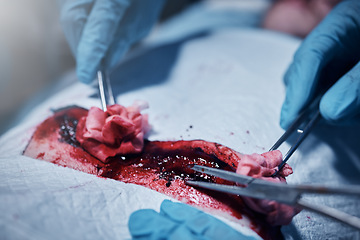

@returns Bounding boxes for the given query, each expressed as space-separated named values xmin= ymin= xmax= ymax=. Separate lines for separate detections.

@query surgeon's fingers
xmin=59 ymin=0 xmax=94 ymax=56
xmin=77 ymin=0 xmax=130 ymax=84
xmin=128 ymin=209 xmax=177 ymax=238
xmin=105 ymin=0 xmax=166 ymax=70
xmin=280 ymin=0 xmax=360 ymax=129
xmin=320 ymin=61 xmax=360 ymax=123
xmin=160 ymin=200 xmax=252 ymax=240
xmin=160 ymin=200 xmax=199 ymax=222
xmin=280 ymin=54 xmax=323 ymax=129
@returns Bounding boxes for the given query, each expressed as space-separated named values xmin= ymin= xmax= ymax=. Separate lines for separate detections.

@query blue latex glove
xmin=128 ymin=200 xmax=259 ymax=240
xmin=280 ymin=0 xmax=360 ymax=129
xmin=58 ymin=0 xmax=166 ymax=84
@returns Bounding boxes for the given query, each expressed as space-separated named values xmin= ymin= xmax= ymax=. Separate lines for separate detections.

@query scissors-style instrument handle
xmin=189 ymin=165 xmax=360 ymax=230
xmin=297 ymin=198 xmax=360 ymax=230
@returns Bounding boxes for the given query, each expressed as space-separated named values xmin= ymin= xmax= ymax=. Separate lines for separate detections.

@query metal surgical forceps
xmin=270 ymin=97 xmax=322 ymax=175
xmin=187 ymin=165 xmax=360 ymax=230
xmin=97 ymin=69 xmax=115 ymax=111
xmin=187 ymin=98 xmax=360 ymax=230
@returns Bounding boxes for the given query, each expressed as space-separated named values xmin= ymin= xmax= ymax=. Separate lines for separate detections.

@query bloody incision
xmin=23 ymin=106 xmax=294 ymax=240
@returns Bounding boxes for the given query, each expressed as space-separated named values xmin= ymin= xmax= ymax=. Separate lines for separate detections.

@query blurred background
xmin=0 ymin=1 xmax=73 ymax=134
xmin=0 ymin=0 xmax=197 ymax=135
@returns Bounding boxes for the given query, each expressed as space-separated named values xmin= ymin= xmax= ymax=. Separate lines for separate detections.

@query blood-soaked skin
xmin=23 ymin=106 xmax=283 ymax=240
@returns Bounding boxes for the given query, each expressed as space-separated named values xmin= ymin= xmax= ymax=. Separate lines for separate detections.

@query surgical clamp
xmin=187 ymin=165 xmax=360 ymax=230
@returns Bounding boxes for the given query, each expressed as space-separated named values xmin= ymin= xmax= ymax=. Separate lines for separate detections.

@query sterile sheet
xmin=1 ymin=10 xmax=360 ymax=240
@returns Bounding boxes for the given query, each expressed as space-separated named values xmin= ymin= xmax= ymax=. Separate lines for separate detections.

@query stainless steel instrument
xmin=97 ymin=69 xmax=115 ymax=111
xmin=187 ymin=165 xmax=360 ymax=230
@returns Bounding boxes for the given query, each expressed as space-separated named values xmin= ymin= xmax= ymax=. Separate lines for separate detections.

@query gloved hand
xmin=280 ymin=0 xmax=360 ymax=129
xmin=128 ymin=200 xmax=259 ymax=240
xmin=58 ymin=0 xmax=166 ymax=84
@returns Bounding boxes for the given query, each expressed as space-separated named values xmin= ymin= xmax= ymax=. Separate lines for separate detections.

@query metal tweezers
xmin=97 ymin=69 xmax=116 ymax=111
xmin=270 ymin=97 xmax=322 ymax=175
xmin=187 ymin=165 xmax=360 ymax=230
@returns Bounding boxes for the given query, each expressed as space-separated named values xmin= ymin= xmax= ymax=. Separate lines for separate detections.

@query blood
xmin=58 ymin=115 xmax=79 ymax=147
xmin=101 ymin=140 xmax=235 ymax=183
xmin=23 ymin=106 xmax=283 ymax=240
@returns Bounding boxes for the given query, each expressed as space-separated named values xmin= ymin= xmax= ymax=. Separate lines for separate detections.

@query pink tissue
xmin=237 ymin=150 xmax=299 ymax=225
xmin=76 ymin=102 xmax=151 ymax=162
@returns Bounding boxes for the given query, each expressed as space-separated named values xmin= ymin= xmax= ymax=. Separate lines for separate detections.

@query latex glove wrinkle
xmin=59 ymin=0 xmax=166 ymax=84
xmin=280 ymin=0 xmax=360 ymax=128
